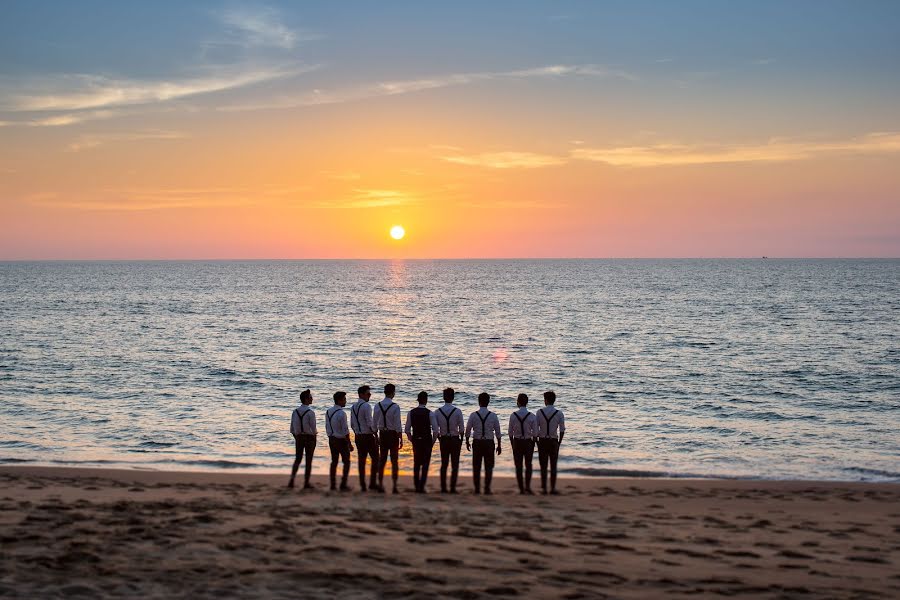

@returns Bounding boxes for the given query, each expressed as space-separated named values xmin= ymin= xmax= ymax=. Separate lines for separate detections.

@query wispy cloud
xmin=315 ymin=188 xmax=419 ymax=209
xmin=25 ymin=185 xmax=309 ymax=211
xmin=66 ymin=130 xmax=188 ymax=152
xmin=216 ymin=5 xmax=321 ymax=49
xmin=440 ymin=151 xmax=566 ymax=169
xmin=0 ymin=64 xmax=314 ymax=113
xmin=222 ymin=63 xmax=634 ymax=111
xmin=570 ymin=132 xmax=900 ymax=167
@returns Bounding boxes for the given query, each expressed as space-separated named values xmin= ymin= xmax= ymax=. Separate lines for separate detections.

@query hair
xmin=443 ymin=387 xmax=454 ymax=401
xmin=517 ymin=393 xmax=528 ymax=406
xmin=417 ymin=391 xmax=428 ymax=404
xmin=544 ymin=390 xmax=556 ymax=404
xmin=478 ymin=392 xmax=490 ymax=407
xmin=384 ymin=383 xmax=396 ymax=397
xmin=333 ymin=391 xmax=347 ymax=403
xmin=357 ymin=385 xmax=370 ymax=396
xmin=300 ymin=389 xmax=312 ymax=403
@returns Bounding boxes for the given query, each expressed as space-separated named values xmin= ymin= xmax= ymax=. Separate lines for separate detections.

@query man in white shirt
xmin=535 ymin=390 xmax=565 ymax=495
xmin=288 ymin=389 xmax=316 ymax=490
xmin=404 ymin=391 xmax=437 ymax=493
xmin=325 ymin=391 xmax=354 ymax=491
xmin=373 ymin=383 xmax=403 ymax=494
xmin=433 ymin=387 xmax=464 ymax=494
xmin=351 ymin=385 xmax=380 ymax=492
xmin=508 ymin=393 xmax=537 ymax=495
xmin=465 ymin=392 xmax=502 ymax=495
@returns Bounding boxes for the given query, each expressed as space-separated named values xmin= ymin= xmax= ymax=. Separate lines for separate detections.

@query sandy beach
xmin=0 ymin=467 xmax=897 ymax=598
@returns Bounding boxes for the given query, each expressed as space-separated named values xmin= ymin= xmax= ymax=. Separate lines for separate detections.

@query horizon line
xmin=2 ymin=256 xmax=899 ymax=262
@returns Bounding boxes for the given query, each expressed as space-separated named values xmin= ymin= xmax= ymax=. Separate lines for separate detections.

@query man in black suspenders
xmin=288 ymin=389 xmax=316 ymax=489
xmin=465 ymin=392 xmax=502 ymax=495
xmin=434 ymin=388 xmax=464 ymax=493
xmin=351 ymin=385 xmax=379 ymax=492
xmin=536 ymin=390 xmax=565 ymax=495
xmin=325 ymin=391 xmax=354 ymax=491
xmin=508 ymin=393 xmax=537 ymax=494
xmin=404 ymin=391 xmax=437 ymax=493
xmin=374 ymin=383 xmax=403 ymax=494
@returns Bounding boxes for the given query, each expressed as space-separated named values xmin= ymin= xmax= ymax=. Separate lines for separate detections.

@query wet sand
xmin=1 ymin=466 xmax=898 ymax=599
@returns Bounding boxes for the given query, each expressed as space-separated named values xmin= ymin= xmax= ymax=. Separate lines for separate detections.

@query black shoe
xmin=484 ymin=489 xmax=493 ymax=496
xmin=441 ymin=489 xmax=448 ymax=494
xmin=541 ymin=489 xmax=547 ymax=495
xmin=303 ymin=482 xmax=314 ymax=490
xmin=330 ymin=486 xmax=337 ymax=491
xmin=450 ymin=489 xmax=459 ymax=494
xmin=525 ymin=488 xmax=534 ymax=495
xmin=550 ymin=489 xmax=560 ymax=495
xmin=287 ymin=479 xmax=295 ymax=489
xmin=392 ymin=485 xmax=399 ymax=494
xmin=473 ymin=489 xmax=481 ymax=495
xmin=340 ymin=483 xmax=350 ymax=492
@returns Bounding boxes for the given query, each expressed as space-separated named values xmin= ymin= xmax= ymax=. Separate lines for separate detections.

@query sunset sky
xmin=2 ymin=1 xmax=899 ymax=258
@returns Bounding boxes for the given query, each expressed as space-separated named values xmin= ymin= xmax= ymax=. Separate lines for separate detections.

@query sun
xmin=390 ymin=225 xmax=405 ymax=240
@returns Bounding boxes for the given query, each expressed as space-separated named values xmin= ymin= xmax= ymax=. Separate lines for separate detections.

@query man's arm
xmin=404 ymin=411 xmax=412 ymax=443
xmin=494 ymin=415 xmax=502 ymax=455
xmin=343 ymin=413 xmax=354 ymax=451
xmin=558 ymin=412 xmax=565 ymax=447
xmin=464 ymin=414 xmax=473 ymax=451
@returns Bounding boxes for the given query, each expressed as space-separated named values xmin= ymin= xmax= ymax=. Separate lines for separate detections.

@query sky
xmin=1 ymin=0 xmax=899 ymax=259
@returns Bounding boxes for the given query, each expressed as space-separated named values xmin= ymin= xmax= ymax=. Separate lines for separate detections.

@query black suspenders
xmin=439 ymin=406 xmax=458 ymax=436
xmin=514 ymin=411 xmax=528 ymax=439
xmin=539 ymin=408 xmax=558 ymax=437
xmin=351 ymin=404 xmax=361 ymax=432
xmin=327 ymin=408 xmax=340 ymax=436
xmin=378 ymin=402 xmax=397 ymax=430
xmin=295 ymin=408 xmax=309 ymax=434
xmin=476 ymin=411 xmax=492 ymax=439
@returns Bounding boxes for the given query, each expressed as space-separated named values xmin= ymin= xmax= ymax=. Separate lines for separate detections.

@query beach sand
xmin=1 ymin=466 xmax=898 ymax=599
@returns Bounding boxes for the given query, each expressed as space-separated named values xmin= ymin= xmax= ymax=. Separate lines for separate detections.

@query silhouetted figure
xmin=465 ymin=392 xmax=502 ymax=495
xmin=374 ymin=383 xmax=403 ymax=494
xmin=434 ymin=387 xmax=464 ymax=493
xmin=326 ymin=391 xmax=353 ymax=491
xmin=536 ymin=391 xmax=565 ymax=495
xmin=288 ymin=389 xmax=316 ymax=489
xmin=508 ymin=393 xmax=537 ymax=494
xmin=405 ymin=391 xmax=437 ymax=493
xmin=350 ymin=385 xmax=380 ymax=492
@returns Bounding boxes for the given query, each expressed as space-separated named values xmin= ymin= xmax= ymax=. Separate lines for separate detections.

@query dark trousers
xmin=472 ymin=439 xmax=495 ymax=492
xmin=355 ymin=433 xmax=379 ymax=490
xmin=377 ymin=430 xmax=400 ymax=485
xmin=512 ymin=438 xmax=535 ymax=492
xmin=537 ymin=437 xmax=560 ymax=492
xmin=291 ymin=434 xmax=316 ymax=485
xmin=329 ymin=437 xmax=351 ymax=489
xmin=439 ymin=436 xmax=461 ymax=492
xmin=412 ymin=437 xmax=433 ymax=492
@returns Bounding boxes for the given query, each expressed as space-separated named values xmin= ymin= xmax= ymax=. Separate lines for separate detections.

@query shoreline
xmin=2 ymin=466 xmax=898 ymax=599
xmin=2 ymin=462 xmax=899 ymax=485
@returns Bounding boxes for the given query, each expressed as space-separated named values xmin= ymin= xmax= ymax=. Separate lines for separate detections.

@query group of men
xmin=288 ymin=384 xmax=566 ymax=495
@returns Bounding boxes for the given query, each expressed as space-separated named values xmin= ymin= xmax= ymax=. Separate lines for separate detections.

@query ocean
xmin=1 ymin=259 xmax=898 ymax=481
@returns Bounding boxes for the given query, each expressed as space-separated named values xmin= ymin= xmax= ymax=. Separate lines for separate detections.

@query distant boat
xmin=762 ymin=256 xmax=768 ymax=259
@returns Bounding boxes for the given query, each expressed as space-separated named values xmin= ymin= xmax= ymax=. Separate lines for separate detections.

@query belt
xmin=355 ymin=432 xmax=375 ymax=436
xmin=538 ymin=436 xmax=557 ymax=440
xmin=439 ymin=435 xmax=458 ymax=439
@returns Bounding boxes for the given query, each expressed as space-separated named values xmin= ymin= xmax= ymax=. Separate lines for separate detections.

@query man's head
xmin=300 ymin=389 xmax=312 ymax=405
xmin=543 ymin=390 xmax=556 ymax=405
xmin=384 ymin=383 xmax=396 ymax=399
xmin=517 ymin=393 xmax=528 ymax=407
xmin=443 ymin=387 xmax=455 ymax=403
xmin=417 ymin=391 xmax=428 ymax=405
xmin=357 ymin=385 xmax=371 ymax=400
xmin=333 ymin=391 xmax=347 ymax=407
xmin=478 ymin=392 xmax=490 ymax=408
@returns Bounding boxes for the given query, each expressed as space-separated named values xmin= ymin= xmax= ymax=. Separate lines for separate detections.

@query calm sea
xmin=1 ymin=260 xmax=898 ymax=482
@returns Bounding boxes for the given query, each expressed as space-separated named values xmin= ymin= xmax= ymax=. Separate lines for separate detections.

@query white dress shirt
xmin=466 ymin=407 xmax=502 ymax=441
xmin=404 ymin=406 xmax=438 ymax=439
xmin=290 ymin=405 xmax=316 ymax=436
xmin=535 ymin=406 xmax=565 ymax=439
xmin=325 ymin=405 xmax=350 ymax=438
xmin=373 ymin=398 xmax=403 ymax=432
xmin=350 ymin=399 xmax=376 ymax=435
xmin=508 ymin=407 xmax=537 ymax=439
xmin=433 ymin=403 xmax=465 ymax=438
